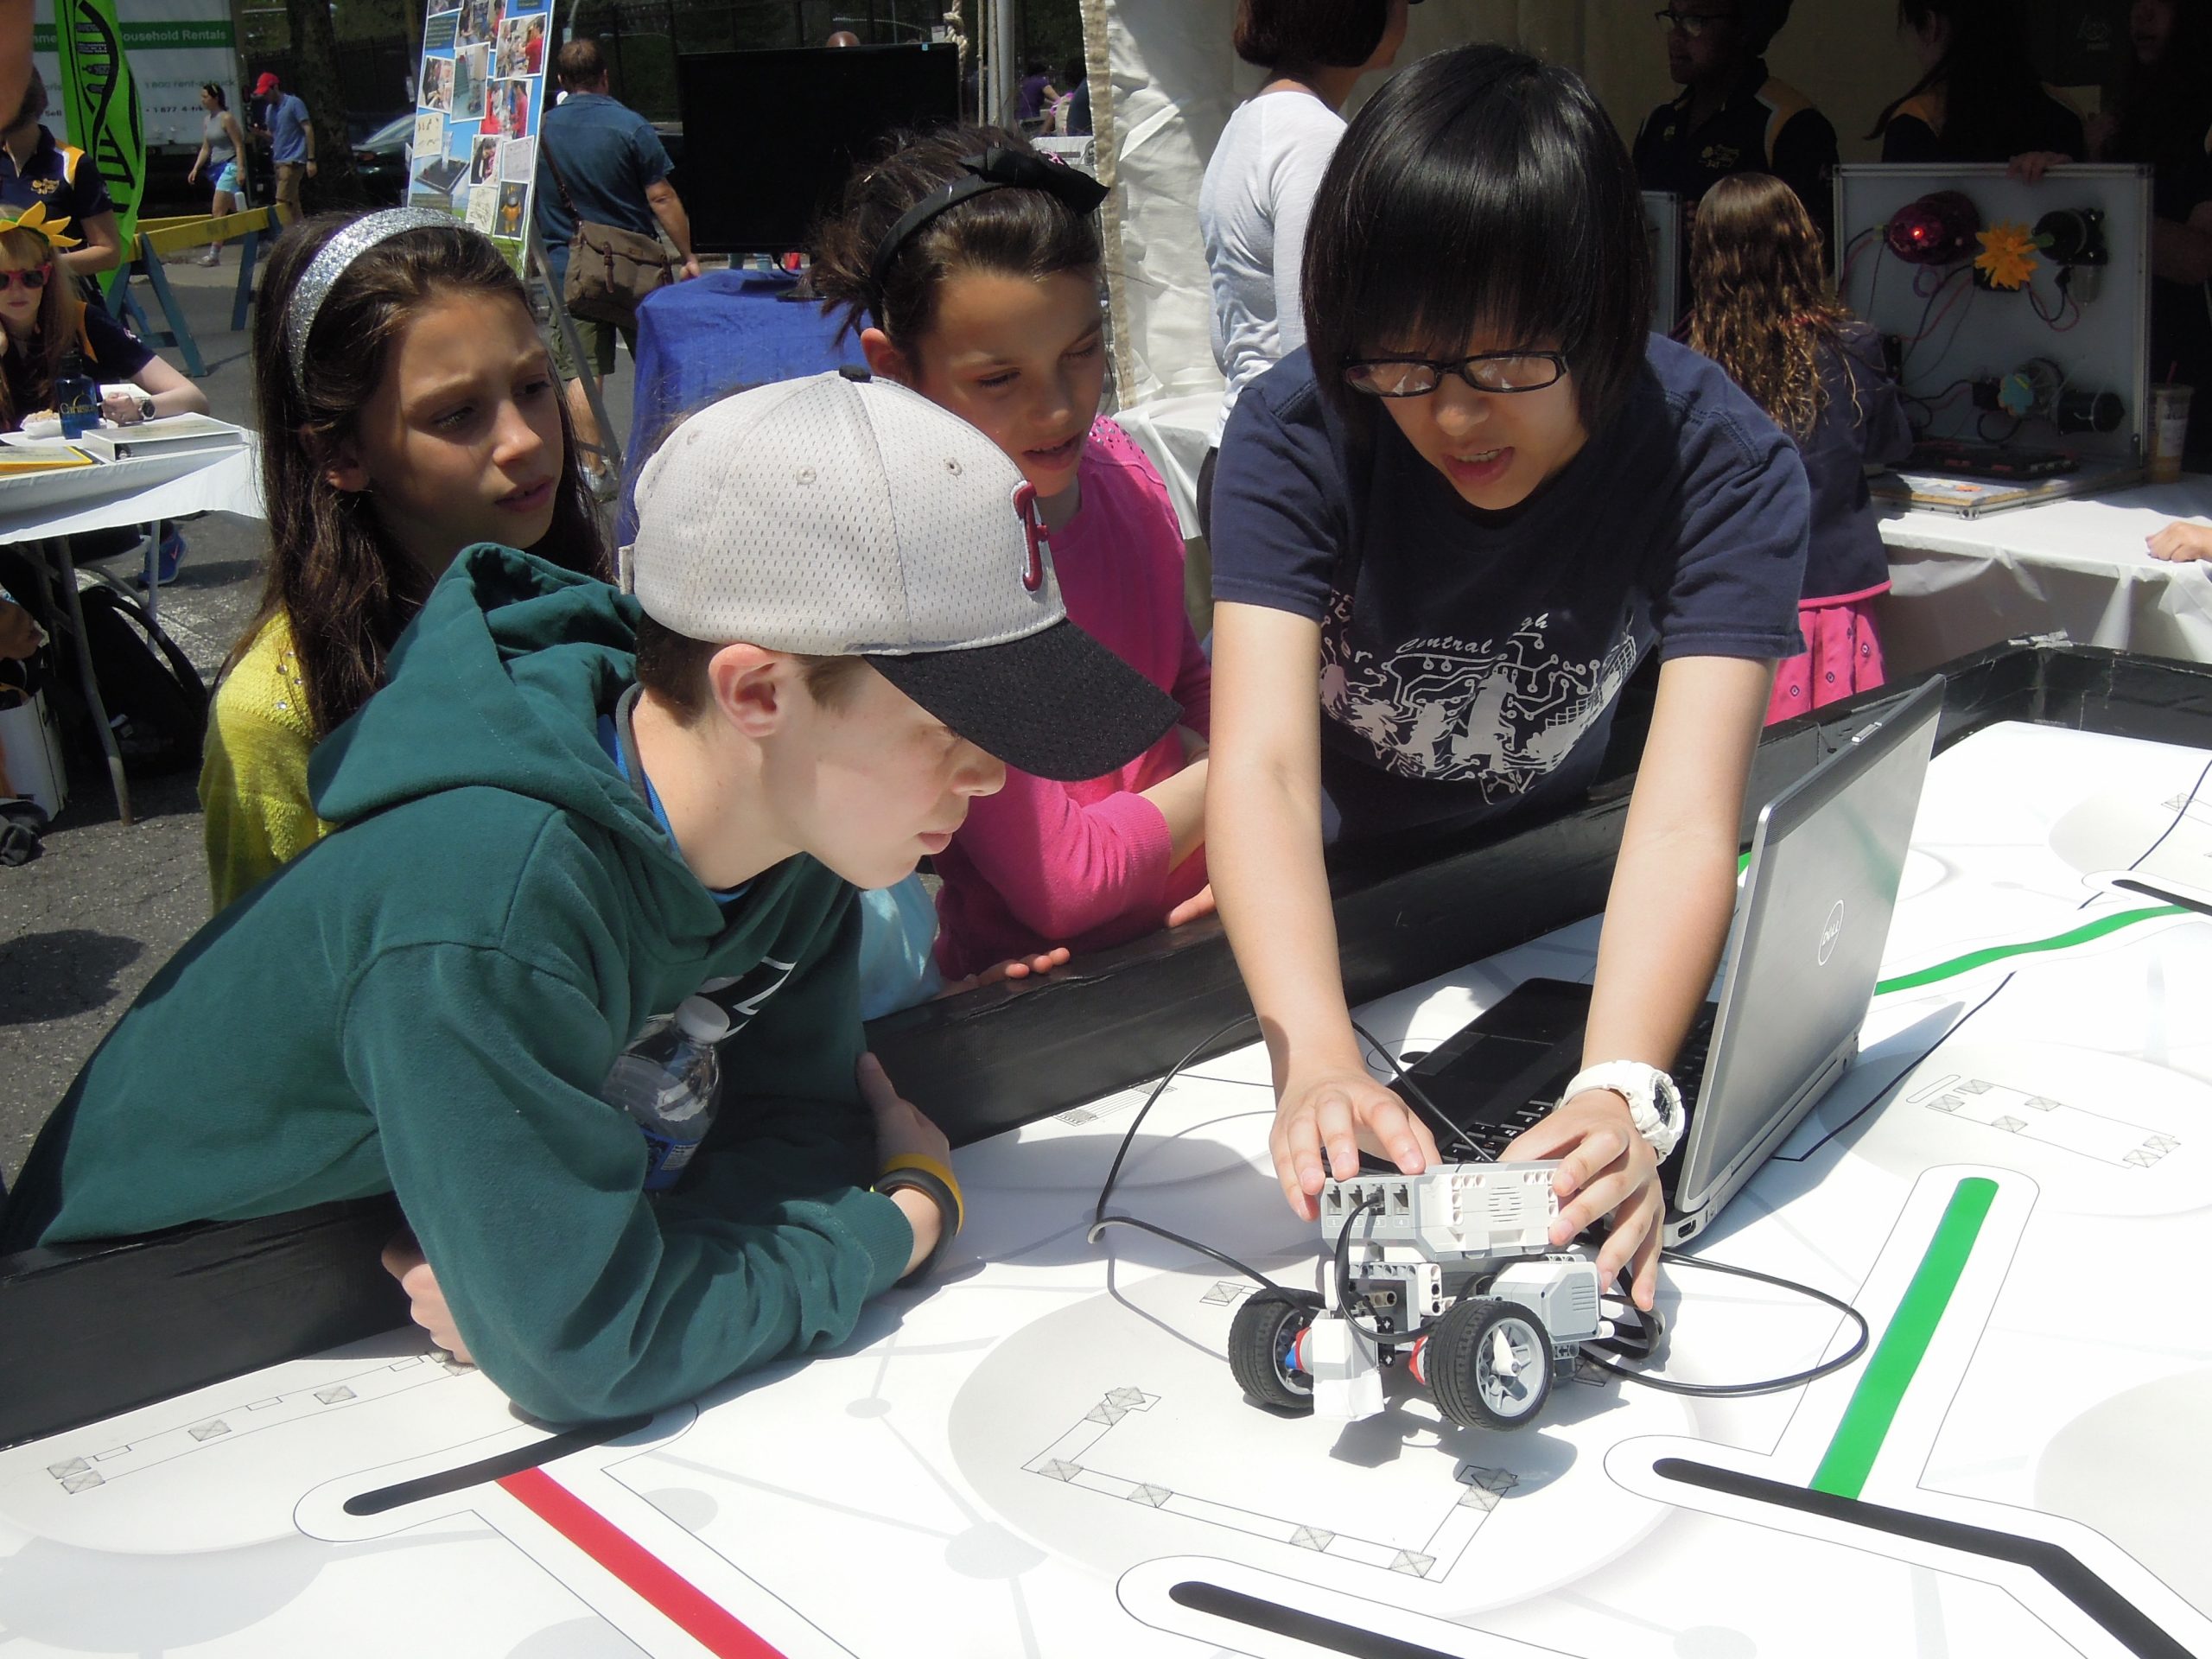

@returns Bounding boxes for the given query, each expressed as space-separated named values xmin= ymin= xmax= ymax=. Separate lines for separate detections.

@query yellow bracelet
xmin=878 ymin=1152 xmax=964 ymax=1234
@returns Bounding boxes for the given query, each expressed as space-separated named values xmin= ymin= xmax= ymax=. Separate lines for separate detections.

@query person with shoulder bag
xmin=531 ymin=38 xmax=698 ymax=493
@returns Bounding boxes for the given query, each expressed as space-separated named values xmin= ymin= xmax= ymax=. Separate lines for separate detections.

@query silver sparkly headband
xmin=285 ymin=207 xmax=459 ymax=393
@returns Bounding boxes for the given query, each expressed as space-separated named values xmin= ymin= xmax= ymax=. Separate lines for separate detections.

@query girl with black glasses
xmin=1205 ymin=45 xmax=1810 ymax=1313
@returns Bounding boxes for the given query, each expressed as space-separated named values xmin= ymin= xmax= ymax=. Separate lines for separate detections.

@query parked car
xmin=354 ymin=112 xmax=413 ymax=206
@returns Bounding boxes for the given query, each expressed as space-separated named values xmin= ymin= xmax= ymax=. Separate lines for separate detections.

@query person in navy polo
xmin=0 ymin=69 xmax=120 ymax=282
xmin=1633 ymin=0 xmax=1837 ymax=252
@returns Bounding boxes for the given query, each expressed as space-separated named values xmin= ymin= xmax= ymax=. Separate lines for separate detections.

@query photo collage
xmin=411 ymin=0 xmax=550 ymax=270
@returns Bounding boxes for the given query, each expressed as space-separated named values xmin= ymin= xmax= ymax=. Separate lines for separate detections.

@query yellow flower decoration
xmin=1974 ymin=221 xmax=2039 ymax=289
xmin=0 ymin=199 xmax=82 ymax=251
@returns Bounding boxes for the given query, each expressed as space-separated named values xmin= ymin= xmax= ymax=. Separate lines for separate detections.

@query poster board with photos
xmin=412 ymin=0 xmax=550 ymax=271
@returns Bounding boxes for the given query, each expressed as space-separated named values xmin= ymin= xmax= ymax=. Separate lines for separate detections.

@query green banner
xmin=52 ymin=0 xmax=144 ymax=298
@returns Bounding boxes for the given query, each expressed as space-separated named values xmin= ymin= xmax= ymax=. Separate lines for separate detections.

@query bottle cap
xmin=674 ymin=995 xmax=731 ymax=1045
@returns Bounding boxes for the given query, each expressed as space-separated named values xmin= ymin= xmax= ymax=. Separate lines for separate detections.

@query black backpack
xmin=74 ymin=585 xmax=208 ymax=774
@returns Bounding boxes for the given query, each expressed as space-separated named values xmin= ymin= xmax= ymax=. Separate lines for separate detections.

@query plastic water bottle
xmin=625 ymin=976 xmax=737 ymax=1058
xmin=601 ymin=995 xmax=729 ymax=1191
xmin=54 ymin=350 xmax=98 ymax=440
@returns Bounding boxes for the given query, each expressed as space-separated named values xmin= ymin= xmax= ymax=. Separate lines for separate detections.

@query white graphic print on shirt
xmin=1318 ymin=594 xmax=1641 ymax=799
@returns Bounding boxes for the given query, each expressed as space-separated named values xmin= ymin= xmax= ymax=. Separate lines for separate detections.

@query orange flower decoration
xmin=1974 ymin=221 xmax=2039 ymax=289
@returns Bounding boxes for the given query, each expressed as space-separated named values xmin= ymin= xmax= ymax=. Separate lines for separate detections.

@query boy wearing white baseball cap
xmin=2 ymin=372 xmax=1176 ymax=1422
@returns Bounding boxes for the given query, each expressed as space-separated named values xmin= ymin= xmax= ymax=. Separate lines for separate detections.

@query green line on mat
xmin=1810 ymin=1176 xmax=1999 ymax=1500
xmin=1874 ymin=906 xmax=2187 ymax=996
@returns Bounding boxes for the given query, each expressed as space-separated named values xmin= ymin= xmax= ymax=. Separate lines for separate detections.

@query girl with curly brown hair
xmin=1688 ymin=172 xmax=1913 ymax=723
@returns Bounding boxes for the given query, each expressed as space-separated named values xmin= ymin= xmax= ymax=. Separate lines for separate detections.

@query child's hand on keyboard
xmin=1501 ymin=1090 xmax=1664 ymax=1311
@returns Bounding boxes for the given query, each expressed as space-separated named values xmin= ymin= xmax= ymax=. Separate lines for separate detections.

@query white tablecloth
xmin=1876 ymin=476 xmax=2212 ymax=672
xmin=1109 ymin=391 xmax=1217 ymax=539
xmin=0 ymin=440 xmax=263 ymax=545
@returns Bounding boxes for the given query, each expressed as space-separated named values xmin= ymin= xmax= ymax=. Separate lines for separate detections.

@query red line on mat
xmin=499 ymin=1466 xmax=788 ymax=1658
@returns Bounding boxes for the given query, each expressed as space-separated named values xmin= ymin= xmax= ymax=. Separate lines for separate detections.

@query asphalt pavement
xmin=0 ymin=244 xmax=637 ymax=1186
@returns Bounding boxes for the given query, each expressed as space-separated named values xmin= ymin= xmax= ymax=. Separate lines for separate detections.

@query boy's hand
xmin=1499 ymin=1090 xmax=1665 ymax=1312
xmin=380 ymin=1231 xmax=474 ymax=1364
xmin=860 ymin=1052 xmax=949 ymax=1164
xmin=1270 ymin=1068 xmax=1439 ymax=1222
xmin=859 ymin=1053 xmax=952 ymax=1276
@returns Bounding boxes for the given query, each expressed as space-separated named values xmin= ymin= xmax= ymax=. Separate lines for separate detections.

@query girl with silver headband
xmin=200 ymin=208 xmax=607 ymax=912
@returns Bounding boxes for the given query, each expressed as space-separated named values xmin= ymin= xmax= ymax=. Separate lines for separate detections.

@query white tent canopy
xmin=1073 ymin=0 xmax=1920 ymax=527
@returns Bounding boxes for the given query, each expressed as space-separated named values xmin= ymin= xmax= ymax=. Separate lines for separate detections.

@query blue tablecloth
xmin=618 ymin=269 xmax=862 ymax=541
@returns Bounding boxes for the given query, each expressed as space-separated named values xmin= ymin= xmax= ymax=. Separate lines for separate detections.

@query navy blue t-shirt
xmin=534 ymin=92 xmax=671 ymax=286
xmin=1796 ymin=322 xmax=1914 ymax=603
xmin=1211 ymin=335 xmax=1808 ymax=846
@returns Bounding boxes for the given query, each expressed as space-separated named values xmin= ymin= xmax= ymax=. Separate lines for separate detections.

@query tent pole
xmin=990 ymin=0 xmax=1019 ymax=123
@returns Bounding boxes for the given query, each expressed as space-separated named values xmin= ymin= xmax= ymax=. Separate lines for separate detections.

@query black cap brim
xmin=868 ymin=619 xmax=1181 ymax=782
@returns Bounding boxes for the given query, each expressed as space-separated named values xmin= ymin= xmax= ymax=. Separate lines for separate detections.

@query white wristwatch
xmin=1561 ymin=1061 xmax=1686 ymax=1159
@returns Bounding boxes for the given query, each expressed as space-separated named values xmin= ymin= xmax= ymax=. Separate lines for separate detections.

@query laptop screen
xmin=1672 ymin=679 xmax=1944 ymax=1215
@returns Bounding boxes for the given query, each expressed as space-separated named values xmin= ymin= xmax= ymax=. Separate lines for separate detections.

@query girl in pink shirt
xmin=814 ymin=127 xmax=1214 ymax=986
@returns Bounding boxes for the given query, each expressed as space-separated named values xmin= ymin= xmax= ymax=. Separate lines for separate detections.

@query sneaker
xmin=0 ymin=795 xmax=44 ymax=866
xmin=194 ymin=247 xmax=220 ymax=267
xmin=132 ymin=527 xmax=187 ymax=588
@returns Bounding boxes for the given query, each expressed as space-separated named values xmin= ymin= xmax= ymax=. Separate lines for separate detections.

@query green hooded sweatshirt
xmin=0 ymin=549 xmax=915 ymax=1421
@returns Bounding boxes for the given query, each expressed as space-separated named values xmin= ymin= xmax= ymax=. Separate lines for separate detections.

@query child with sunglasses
xmin=0 ymin=207 xmax=207 ymax=432
xmin=1207 ymin=46 xmax=1810 ymax=1313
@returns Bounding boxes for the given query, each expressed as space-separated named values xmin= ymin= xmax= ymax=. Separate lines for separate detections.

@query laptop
xmin=1399 ymin=676 xmax=1944 ymax=1246
xmin=1903 ymin=439 xmax=2079 ymax=480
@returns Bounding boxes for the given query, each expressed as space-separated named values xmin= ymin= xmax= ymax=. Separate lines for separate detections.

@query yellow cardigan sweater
xmin=199 ymin=613 xmax=332 ymax=912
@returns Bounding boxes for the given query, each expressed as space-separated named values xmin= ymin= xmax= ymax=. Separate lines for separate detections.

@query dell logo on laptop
xmin=1818 ymin=901 xmax=1845 ymax=965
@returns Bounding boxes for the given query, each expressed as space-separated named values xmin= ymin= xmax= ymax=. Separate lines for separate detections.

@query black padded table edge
xmin=3 ymin=643 xmax=2207 ymax=1448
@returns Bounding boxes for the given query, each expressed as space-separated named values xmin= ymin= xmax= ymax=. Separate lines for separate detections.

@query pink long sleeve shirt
xmin=931 ymin=420 xmax=1212 ymax=979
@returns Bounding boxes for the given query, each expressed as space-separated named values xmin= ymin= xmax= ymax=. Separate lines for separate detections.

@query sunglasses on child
xmin=1653 ymin=8 xmax=1737 ymax=37
xmin=0 ymin=265 xmax=52 ymax=292
xmin=1341 ymin=351 xmax=1571 ymax=398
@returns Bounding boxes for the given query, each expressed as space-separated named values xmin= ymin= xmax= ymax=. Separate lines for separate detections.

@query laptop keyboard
xmin=1446 ymin=1002 xmax=1719 ymax=1161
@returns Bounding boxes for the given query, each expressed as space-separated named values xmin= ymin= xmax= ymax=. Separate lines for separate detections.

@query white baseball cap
xmin=623 ymin=370 xmax=1179 ymax=781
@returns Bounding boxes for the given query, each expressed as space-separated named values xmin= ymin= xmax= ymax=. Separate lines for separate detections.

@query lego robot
xmin=1228 ymin=1162 xmax=1608 ymax=1431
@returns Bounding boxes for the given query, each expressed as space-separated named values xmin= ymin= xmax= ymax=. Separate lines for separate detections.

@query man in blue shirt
xmin=253 ymin=72 xmax=315 ymax=222
xmin=534 ymin=39 xmax=697 ymax=492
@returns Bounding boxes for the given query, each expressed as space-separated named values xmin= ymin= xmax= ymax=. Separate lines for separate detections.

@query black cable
xmin=1771 ymin=969 xmax=2016 ymax=1165
xmin=1777 ymin=747 xmax=2212 ymax=1171
xmin=1347 ymin=1018 xmax=1487 ymax=1160
xmin=1090 ymin=1012 xmax=1256 ymax=1230
xmin=2126 ymin=751 xmax=2212 ymax=875
xmin=1085 ymin=1212 xmax=1281 ymax=1290
xmin=1084 ymin=1011 xmax=1878 ymax=1396
xmin=1902 ymin=375 xmax=1974 ymax=415
xmin=1581 ymin=1249 xmax=1871 ymax=1396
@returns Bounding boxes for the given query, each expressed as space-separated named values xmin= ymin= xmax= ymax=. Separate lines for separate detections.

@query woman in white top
xmin=1195 ymin=0 xmax=1414 ymax=538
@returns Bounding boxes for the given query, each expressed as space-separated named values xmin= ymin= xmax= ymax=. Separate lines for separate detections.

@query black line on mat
xmin=1652 ymin=1458 xmax=2192 ymax=1659
xmin=342 ymin=1414 xmax=653 ymax=1515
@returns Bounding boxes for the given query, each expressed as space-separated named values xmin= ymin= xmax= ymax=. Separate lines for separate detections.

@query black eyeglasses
xmin=1341 ymin=351 xmax=1570 ymax=399
xmin=1653 ymin=8 xmax=1737 ymax=37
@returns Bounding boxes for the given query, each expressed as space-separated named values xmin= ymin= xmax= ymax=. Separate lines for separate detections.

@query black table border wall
xmin=4 ymin=643 xmax=2208 ymax=1447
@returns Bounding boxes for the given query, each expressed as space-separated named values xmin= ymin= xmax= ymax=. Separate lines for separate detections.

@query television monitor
xmin=673 ymin=42 xmax=963 ymax=256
